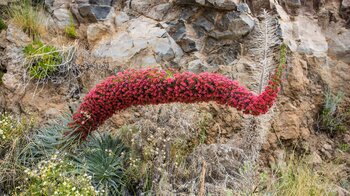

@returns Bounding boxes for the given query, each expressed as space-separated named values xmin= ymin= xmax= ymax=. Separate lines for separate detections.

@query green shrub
xmin=319 ymin=92 xmax=349 ymax=134
xmin=24 ymin=40 xmax=62 ymax=80
xmin=19 ymin=156 xmax=97 ymax=195
xmin=73 ymin=133 xmax=129 ymax=195
xmin=64 ymin=14 xmax=78 ymax=39
xmin=8 ymin=0 xmax=47 ymax=38
xmin=0 ymin=17 xmax=7 ymax=31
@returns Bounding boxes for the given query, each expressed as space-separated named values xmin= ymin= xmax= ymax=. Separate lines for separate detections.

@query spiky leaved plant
xmin=19 ymin=113 xmax=80 ymax=167
xmin=72 ymin=133 xmax=129 ymax=195
xmin=18 ymin=114 xmax=130 ymax=195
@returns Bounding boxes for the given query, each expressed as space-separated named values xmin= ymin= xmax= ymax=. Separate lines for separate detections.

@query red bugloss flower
xmin=69 ymin=67 xmax=284 ymax=139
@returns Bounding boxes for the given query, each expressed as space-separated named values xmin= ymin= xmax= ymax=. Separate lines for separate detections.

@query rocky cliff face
xmin=0 ymin=0 xmax=349 ymax=193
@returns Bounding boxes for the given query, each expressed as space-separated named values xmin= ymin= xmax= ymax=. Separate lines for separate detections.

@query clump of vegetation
xmin=73 ymin=133 xmax=129 ymax=195
xmin=318 ymin=92 xmax=349 ymax=134
xmin=0 ymin=112 xmax=35 ymax=193
xmin=0 ymin=70 xmax=4 ymax=85
xmin=19 ymin=155 xmax=97 ymax=195
xmin=115 ymin=125 xmax=155 ymax=194
xmin=170 ymin=139 xmax=195 ymax=168
xmin=338 ymin=143 xmax=349 ymax=152
xmin=197 ymin=112 xmax=212 ymax=144
xmin=0 ymin=112 xmax=34 ymax=148
xmin=261 ymin=157 xmax=337 ymax=195
xmin=24 ymin=40 xmax=62 ymax=80
xmin=0 ymin=113 xmax=19 ymax=145
xmin=0 ymin=17 xmax=7 ymax=31
xmin=123 ymin=155 xmax=154 ymax=195
xmin=64 ymin=14 xmax=78 ymax=39
xmin=8 ymin=0 xmax=47 ymax=38
xmin=18 ymin=118 xmax=132 ymax=195
xmin=19 ymin=116 xmax=67 ymax=166
xmin=116 ymin=105 xmax=204 ymax=194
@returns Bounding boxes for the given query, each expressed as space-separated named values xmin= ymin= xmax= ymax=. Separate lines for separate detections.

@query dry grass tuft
xmin=262 ymin=156 xmax=339 ymax=196
xmin=8 ymin=1 xmax=48 ymax=38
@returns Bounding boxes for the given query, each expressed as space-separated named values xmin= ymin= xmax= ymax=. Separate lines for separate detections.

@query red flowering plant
xmin=68 ymin=62 xmax=284 ymax=140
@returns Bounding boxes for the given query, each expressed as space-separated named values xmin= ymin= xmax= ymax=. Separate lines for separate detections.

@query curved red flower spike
xmin=69 ymin=67 xmax=283 ymax=139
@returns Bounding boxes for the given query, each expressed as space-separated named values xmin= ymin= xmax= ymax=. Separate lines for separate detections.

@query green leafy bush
xmin=0 ymin=17 xmax=7 ymax=31
xmin=319 ymin=92 xmax=349 ymax=134
xmin=19 ymin=155 xmax=97 ymax=195
xmin=24 ymin=40 xmax=62 ymax=80
xmin=73 ymin=133 xmax=129 ymax=195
